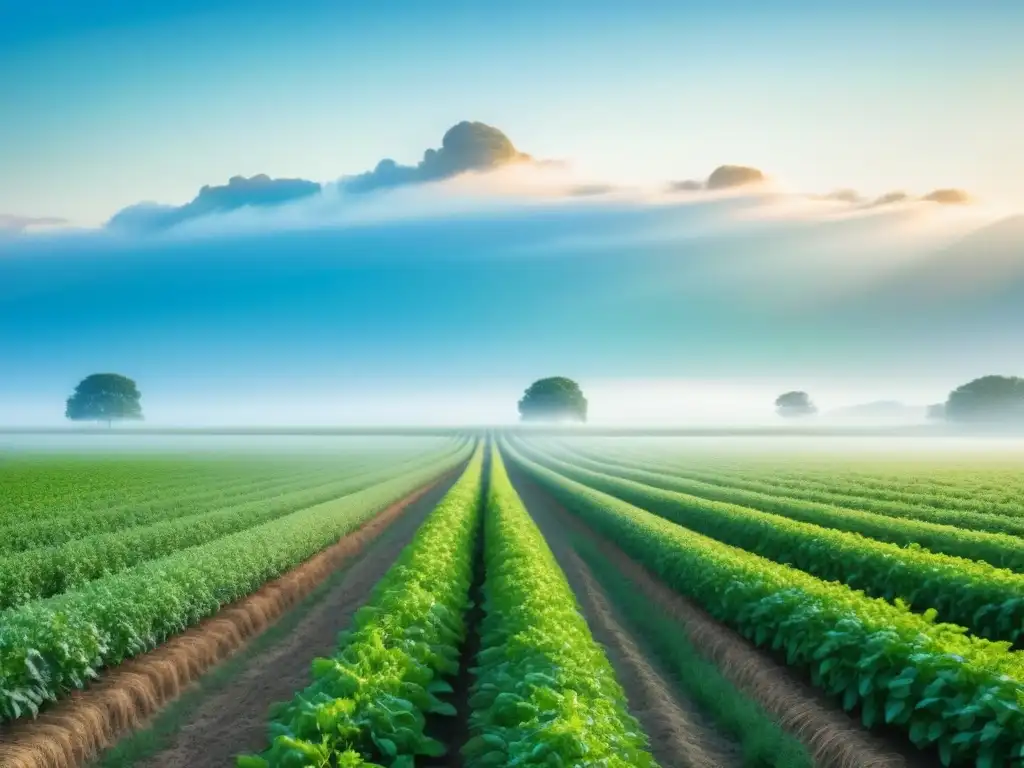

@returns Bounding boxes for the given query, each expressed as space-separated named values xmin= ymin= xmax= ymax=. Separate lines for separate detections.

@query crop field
xmin=3 ymin=433 xmax=1024 ymax=767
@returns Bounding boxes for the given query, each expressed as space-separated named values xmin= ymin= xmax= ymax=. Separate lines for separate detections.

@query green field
xmin=3 ymin=434 xmax=1024 ymax=768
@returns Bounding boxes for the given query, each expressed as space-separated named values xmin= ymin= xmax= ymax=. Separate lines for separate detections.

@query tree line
xmin=60 ymin=373 xmax=1024 ymax=426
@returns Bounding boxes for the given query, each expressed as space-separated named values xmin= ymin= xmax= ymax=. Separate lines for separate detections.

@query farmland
xmin=3 ymin=434 xmax=1024 ymax=767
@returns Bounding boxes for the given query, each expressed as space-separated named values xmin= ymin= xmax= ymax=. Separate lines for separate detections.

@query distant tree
xmin=66 ymin=373 xmax=143 ymax=426
xmin=518 ymin=377 xmax=588 ymax=423
xmin=945 ymin=375 xmax=1024 ymax=423
xmin=775 ymin=391 xmax=817 ymax=418
xmin=926 ymin=403 xmax=946 ymax=420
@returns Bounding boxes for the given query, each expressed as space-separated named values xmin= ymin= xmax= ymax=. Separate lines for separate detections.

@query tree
xmin=945 ymin=375 xmax=1024 ymax=423
xmin=66 ymin=373 xmax=143 ymax=426
xmin=926 ymin=403 xmax=946 ymax=420
xmin=518 ymin=377 xmax=587 ymax=423
xmin=775 ymin=391 xmax=817 ymax=418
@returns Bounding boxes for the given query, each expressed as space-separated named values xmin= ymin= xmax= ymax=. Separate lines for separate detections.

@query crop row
xmin=516 ymin=440 xmax=1024 ymax=642
xmin=562 ymin=444 xmax=1024 ymax=535
xmin=568 ymin=442 xmax=1024 ymax=507
xmin=0 ymin=457 xmax=326 ymax=523
xmin=241 ymin=443 xmax=485 ymax=767
xmin=463 ymin=446 xmax=655 ymax=767
xmin=503 ymin=442 xmax=1024 ymax=767
xmin=0 ymin=444 xmax=472 ymax=724
xmin=0 ymin=451 xmax=468 ymax=610
xmin=0 ymin=437 xmax=467 ymax=524
xmin=515 ymin=439 xmax=1024 ymax=574
xmin=0 ymin=443 xmax=468 ymax=555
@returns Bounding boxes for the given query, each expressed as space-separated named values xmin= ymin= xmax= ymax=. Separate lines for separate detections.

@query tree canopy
xmin=518 ymin=377 xmax=588 ymax=423
xmin=775 ymin=391 xmax=817 ymax=418
xmin=945 ymin=375 xmax=1024 ymax=422
xmin=66 ymin=373 xmax=143 ymax=425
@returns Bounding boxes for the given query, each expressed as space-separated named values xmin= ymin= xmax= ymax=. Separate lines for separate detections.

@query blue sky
xmin=3 ymin=0 xmax=1024 ymax=225
xmin=2 ymin=1 xmax=1024 ymax=425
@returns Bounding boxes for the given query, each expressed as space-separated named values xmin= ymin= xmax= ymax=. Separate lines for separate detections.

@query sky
xmin=4 ymin=0 xmax=1024 ymax=225
xmin=1 ymin=1 xmax=1023 ymax=426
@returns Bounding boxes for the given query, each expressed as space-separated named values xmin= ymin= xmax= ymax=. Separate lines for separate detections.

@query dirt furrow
xmin=0 ymin=472 xmax=457 ymax=768
xmin=136 ymin=476 xmax=455 ymax=768
xmin=509 ymin=466 xmax=743 ymax=768
xmin=508 ymin=466 xmax=928 ymax=768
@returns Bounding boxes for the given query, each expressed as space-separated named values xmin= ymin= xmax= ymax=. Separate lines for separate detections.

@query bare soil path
xmin=135 ymin=477 xmax=455 ymax=768
xmin=507 ymin=465 xmax=744 ymax=768
xmin=506 ymin=464 xmax=930 ymax=768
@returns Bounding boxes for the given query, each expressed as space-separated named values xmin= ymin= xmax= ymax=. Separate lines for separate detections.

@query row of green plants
xmin=0 ymin=462 xmax=364 ymax=555
xmin=753 ymin=464 xmax=1024 ymax=505
xmin=0 ymin=443 xmax=468 ymax=555
xmin=0 ymin=445 xmax=472 ymax=724
xmin=0 ymin=457 xmax=273 ymax=522
xmin=240 ymin=442 xmax=485 ymax=767
xmin=566 ymin=444 xmax=1024 ymax=536
xmin=505 ymin=443 xmax=1024 ymax=767
xmin=0 ymin=438 xmax=466 ymax=525
xmin=0 ymin=453 xmax=464 ymax=610
xmin=463 ymin=447 xmax=656 ymax=767
xmin=574 ymin=444 xmax=1024 ymax=509
xmin=572 ymin=537 xmax=814 ymax=768
xmin=517 ymin=441 xmax=1024 ymax=642
xmin=525 ymin=438 xmax=1024 ymax=563
xmin=535 ymin=442 xmax=1024 ymax=569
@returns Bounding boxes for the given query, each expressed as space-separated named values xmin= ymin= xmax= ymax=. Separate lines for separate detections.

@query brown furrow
xmin=568 ymin=549 xmax=742 ymax=768
xmin=510 ymin=467 xmax=922 ymax=768
xmin=509 ymin=467 xmax=742 ymax=768
xmin=0 ymin=471 xmax=457 ymax=768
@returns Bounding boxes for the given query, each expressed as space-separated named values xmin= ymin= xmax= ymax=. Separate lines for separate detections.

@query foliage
xmin=517 ymin=377 xmax=588 ymax=423
xmin=562 ymin=446 xmax=1024 ymax=537
xmin=0 ymin=446 xmax=471 ymax=724
xmin=522 ymin=441 xmax=1024 ymax=574
xmin=518 ymin=441 xmax=1024 ymax=642
xmin=240 ymin=443 xmax=485 ymax=768
xmin=774 ymin=391 xmax=816 ymax=417
xmin=946 ymin=375 xmax=1024 ymax=422
xmin=462 ymin=446 xmax=656 ymax=768
xmin=65 ymin=373 xmax=143 ymax=424
xmin=0 ymin=453 xmax=460 ymax=609
xmin=504 ymin=441 xmax=1024 ymax=768
xmin=573 ymin=537 xmax=814 ymax=768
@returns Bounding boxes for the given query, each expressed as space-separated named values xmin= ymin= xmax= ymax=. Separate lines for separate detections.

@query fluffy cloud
xmin=108 ymin=174 xmax=322 ymax=233
xmin=0 ymin=214 xmax=68 ymax=232
xmin=923 ymin=188 xmax=971 ymax=205
xmin=668 ymin=179 xmax=705 ymax=192
xmin=341 ymin=121 xmax=532 ymax=194
xmin=869 ymin=191 xmax=911 ymax=207
xmin=706 ymin=165 xmax=766 ymax=190
xmin=668 ymin=165 xmax=766 ymax=193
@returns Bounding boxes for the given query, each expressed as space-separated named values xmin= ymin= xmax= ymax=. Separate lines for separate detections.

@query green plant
xmin=462 ymin=446 xmax=656 ymax=767
xmin=240 ymin=443 xmax=485 ymax=767
xmin=504 ymin=440 xmax=1024 ymax=767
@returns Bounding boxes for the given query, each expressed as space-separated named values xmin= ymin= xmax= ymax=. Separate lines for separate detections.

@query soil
xmin=507 ymin=464 xmax=744 ymax=768
xmin=506 ymin=464 xmax=931 ymax=768
xmin=137 ymin=477 xmax=455 ymax=768
xmin=0 ymin=472 xmax=457 ymax=768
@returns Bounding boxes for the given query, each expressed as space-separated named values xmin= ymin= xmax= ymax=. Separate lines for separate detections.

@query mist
xmin=2 ymin=164 xmax=1022 ymax=429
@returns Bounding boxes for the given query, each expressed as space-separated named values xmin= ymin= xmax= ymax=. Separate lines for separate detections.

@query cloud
xmin=566 ymin=184 xmax=620 ymax=197
xmin=0 ymin=214 xmax=68 ymax=233
xmin=821 ymin=189 xmax=864 ymax=204
xmin=341 ymin=121 xmax=533 ymax=194
xmin=706 ymin=165 xmax=766 ymax=190
xmin=108 ymin=174 xmax=322 ymax=233
xmin=869 ymin=191 xmax=911 ymax=208
xmin=667 ymin=165 xmax=766 ymax=194
xmin=668 ymin=180 xmax=705 ymax=192
xmin=923 ymin=188 xmax=971 ymax=205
